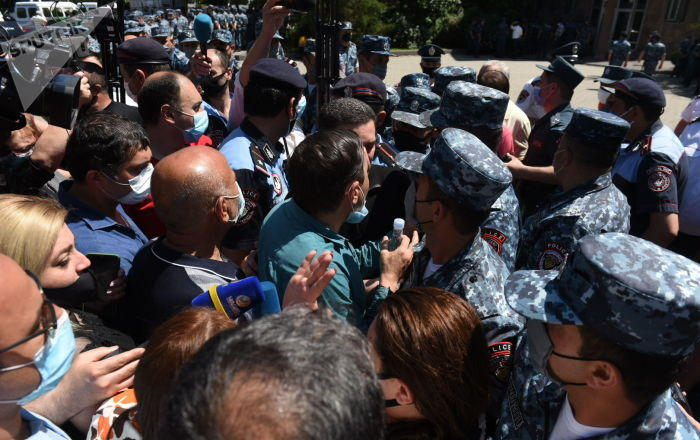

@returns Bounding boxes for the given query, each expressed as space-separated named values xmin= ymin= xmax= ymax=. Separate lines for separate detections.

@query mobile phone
xmin=86 ymin=253 xmax=121 ymax=294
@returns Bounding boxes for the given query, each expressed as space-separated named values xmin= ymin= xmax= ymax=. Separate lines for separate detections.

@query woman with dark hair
xmin=87 ymin=307 xmax=236 ymax=440
xmin=368 ymin=287 xmax=490 ymax=439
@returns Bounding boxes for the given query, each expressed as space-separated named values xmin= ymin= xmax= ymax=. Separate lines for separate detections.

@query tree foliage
xmin=382 ymin=0 xmax=461 ymax=48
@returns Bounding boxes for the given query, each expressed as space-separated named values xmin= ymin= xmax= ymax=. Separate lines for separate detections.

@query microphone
xmin=191 ymin=276 xmax=280 ymax=319
xmin=193 ymin=13 xmax=214 ymax=55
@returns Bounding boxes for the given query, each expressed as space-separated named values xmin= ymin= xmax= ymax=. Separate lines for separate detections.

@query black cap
xmin=332 ymin=72 xmax=387 ymax=102
xmin=249 ymin=58 xmax=307 ymax=90
xmin=596 ymin=66 xmax=656 ymax=84
xmin=116 ymin=37 xmax=170 ymax=65
xmin=418 ymin=44 xmax=445 ymax=62
xmin=611 ymin=78 xmax=666 ymax=108
xmin=536 ymin=56 xmax=584 ymax=90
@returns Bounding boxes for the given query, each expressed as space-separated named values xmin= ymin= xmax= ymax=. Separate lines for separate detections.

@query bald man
xmin=0 ymin=255 xmax=74 ymax=439
xmin=125 ymin=146 xmax=248 ymax=341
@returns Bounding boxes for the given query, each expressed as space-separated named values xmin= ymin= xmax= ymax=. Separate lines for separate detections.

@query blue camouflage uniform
xmin=422 ymin=81 xmax=522 ymax=271
xmin=339 ymin=21 xmax=357 ymax=77
xmin=432 ymin=66 xmax=476 ymax=96
xmin=395 ymin=128 xmax=525 ymax=403
xmin=517 ymin=108 xmax=632 ymax=270
xmin=609 ymin=38 xmax=632 ymax=66
xmin=498 ymin=232 xmax=700 ymax=440
xmin=643 ymin=35 xmax=666 ymax=76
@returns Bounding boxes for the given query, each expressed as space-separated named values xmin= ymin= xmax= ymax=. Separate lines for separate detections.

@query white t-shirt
xmin=511 ymin=25 xmax=523 ymax=40
xmin=680 ymin=97 xmax=700 ymax=123
xmin=423 ymin=258 xmax=443 ymax=280
xmin=550 ymin=397 xmax=615 ymax=440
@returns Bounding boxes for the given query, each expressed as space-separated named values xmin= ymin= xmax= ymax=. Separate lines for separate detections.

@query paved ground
xmin=381 ymin=54 xmax=693 ymax=127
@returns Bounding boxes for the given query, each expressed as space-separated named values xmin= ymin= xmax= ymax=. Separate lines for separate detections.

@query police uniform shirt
xmin=609 ymin=39 xmax=632 ymax=66
xmin=678 ymin=119 xmax=700 ymax=237
xmin=339 ymin=42 xmax=358 ymax=77
xmin=516 ymin=173 xmax=631 ymax=271
xmin=219 ymin=119 xmax=289 ymax=251
xmin=518 ymin=103 xmax=574 ymax=216
xmin=497 ymin=336 xmax=700 ymax=440
xmin=612 ymin=121 xmax=688 ymax=236
xmin=644 ymin=41 xmax=666 ymax=62
xmin=482 ymin=184 xmax=521 ymax=272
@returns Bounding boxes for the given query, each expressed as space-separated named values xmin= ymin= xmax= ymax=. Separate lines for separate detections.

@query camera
xmin=279 ymin=0 xmax=316 ymax=13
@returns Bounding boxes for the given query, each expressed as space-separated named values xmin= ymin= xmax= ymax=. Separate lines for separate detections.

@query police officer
xmin=608 ymin=31 xmax=632 ymax=67
xmin=606 ymin=78 xmax=688 ymax=248
xmin=177 ymin=30 xmax=199 ymax=59
xmin=237 ymin=7 xmax=249 ymax=49
xmin=395 ymin=128 xmax=524 ymax=402
xmin=218 ymin=58 xmax=307 ymax=263
xmin=270 ymin=31 xmax=285 ymax=60
xmin=211 ymin=29 xmax=235 ymax=60
xmin=506 ymin=56 xmax=583 ymax=217
xmin=516 ymin=108 xmax=631 ymax=271
xmin=391 ymin=86 xmax=440 ymax=153
xmin=358 ymin=35 xmax=396 ymax=81
xmin=418 ymin=44 xmax=445 ymax=79
xmin=431 ymin=65 xmax=476 ymax=96
xmin=638 ymin=31 xmax=666 ymax=76
xmin=339 ymin=21 xmax=357 ymax=77
xmin=398 ymin=73 xmax=432 ymax=92
xmin=422 ymin=81 xmax=521 ymax=272
xmin=498 ymin=232 xmax=700 ymax=440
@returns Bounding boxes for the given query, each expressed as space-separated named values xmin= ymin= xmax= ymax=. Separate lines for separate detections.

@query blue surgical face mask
xmin=534 ymin=85 xmax=546 ymax=105
xmin=174 ymin=107 xmax=210 ymax=143
xmin=346 ymin=186 xmax=368 ymax=224
xmin=0 ymin=311 xmax=76 ymax=405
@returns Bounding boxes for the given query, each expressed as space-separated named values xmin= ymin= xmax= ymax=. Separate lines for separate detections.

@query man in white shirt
xmin=30 ymin=11 xmax=47 ymax=29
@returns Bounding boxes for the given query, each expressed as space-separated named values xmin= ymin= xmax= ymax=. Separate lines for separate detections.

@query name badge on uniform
xmin=262 ymin=143 xmax=275 ymax=163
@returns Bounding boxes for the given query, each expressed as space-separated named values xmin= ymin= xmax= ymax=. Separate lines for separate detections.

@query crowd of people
xmin=1 ymin=0 xmax=700 ymax=439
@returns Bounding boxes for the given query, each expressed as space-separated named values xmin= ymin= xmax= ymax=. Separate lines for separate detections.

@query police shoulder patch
xmin=481 ymin=228 xmax=507 ymax=256
xmin=236 ymin=188 xmax=259 ymax=226
xmin=517 ymin=89 xmax=530 ymax=103
xmin=538 ymin=241 xmax=567 ymax=270
xmin=488 ymin=341 xmax=513 ymax=384
xmin=271 ymin=173 xmax=283 ymax=195
xmin=647 ymin=165 xmax=672 ymax=192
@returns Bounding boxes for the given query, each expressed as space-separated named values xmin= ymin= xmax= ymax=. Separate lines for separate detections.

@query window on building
xmin=17 ymin=8 xmax=27 ymax=18
xmin=665 ymin=0 xmax=688 ymax=22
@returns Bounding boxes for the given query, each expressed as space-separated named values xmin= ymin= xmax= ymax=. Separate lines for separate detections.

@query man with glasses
xmin=0 ymin=255 xmax=74 ymax=439
xmin=497 ymin=233 xmax=700 ymax=439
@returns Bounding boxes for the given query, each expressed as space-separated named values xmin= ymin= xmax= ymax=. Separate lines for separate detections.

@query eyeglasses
xmin=0 ymin=271 xmax=57 ymax=355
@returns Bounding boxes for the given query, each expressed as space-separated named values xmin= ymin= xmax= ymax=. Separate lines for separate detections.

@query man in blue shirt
xmin=259 ymin=129 xmax=416 ymax=328
xmin=58 ymin=113 xmax=150 ymax=274
xmin=218 ymin=58 xmax=307 ymax=265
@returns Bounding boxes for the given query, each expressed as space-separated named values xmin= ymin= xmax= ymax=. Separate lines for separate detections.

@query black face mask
xmin=201 ymin=72 xmax=229 ymax=97
xmin=393 ymin=130 xmax=430 ymax=154
xmin=342 ymin=33 xmax=352 ymax=42
xmin=421 ymin=66 xmax=437 ymax=78
xmin=43 ymin=270 xmax=99 ymax=308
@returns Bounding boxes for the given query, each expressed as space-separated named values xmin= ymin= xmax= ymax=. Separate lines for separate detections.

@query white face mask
xmin=125 ymin=78 xmax=138 ymax=102
xmin=223 ymin=182 xmax=246 ymax=224
xmin=598 ymin=88 xmax=611 ymax=105
xmin=103 ymin=163 xmax=154 ymax=205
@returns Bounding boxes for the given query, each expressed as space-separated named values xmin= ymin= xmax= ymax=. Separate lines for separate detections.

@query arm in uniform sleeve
xmin=221 ymin=168 xmax=266 ymax=252
xmin=522 ymin=217 xmax=582 ymax=271
xmin=635 ymin=152 xmax=681 ymax=215
xmin=0 ymin=155 xmax=54 ymax=195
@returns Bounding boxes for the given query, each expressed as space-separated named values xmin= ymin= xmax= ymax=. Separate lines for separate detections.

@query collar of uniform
xmin=240 ymin=118 xmax=284 ymax=153
xmin=600 ymin=388 xmax=681 ymax=438
xmin=287 ymin=199 xmax=349 ymax=245
xmin=545 ymin=173 xmax=612 ymax=207
xmin=537 ymin=102 xmax=571 ymax=126
xmin=422 ymin=232 xmax=485 ymax=283
xmin=626 ymin=119 xmax=664 ymax=152
xmin=58 ymin=180 xmax=132 ymax=232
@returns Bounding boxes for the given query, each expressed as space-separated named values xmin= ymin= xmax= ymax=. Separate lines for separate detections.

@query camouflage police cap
xmin=418 ymin=44 xmax=445 ymax=62
xmin=385 ymin=86 xmax=400 ymax=112
xmin=564 ymin=107 xmax=630 ymax=145
xmin=154 ymin=23 xmax=172 ymax=37
xmin=155 ymin=10 xmax=164 ymax=16
xmin=360 ymin=35 xmax=396 ymax=56
xmin=432 ymin=66 xmax=476 ymax=95
xmin=304 ymin=38 xmax=316 ymax=54
xmin=212 ymin=29 xmax=232 ymax=44
xmin=399 ymin=73 xmax=431 ymax=91
xmin=272 ymin=31 xmax=284 ymax=40
xmin=341 ymin=21 xmax=353 ymax=31
xmin=178 ymin=30 xmax=198 ymax=44
xmin=395 ymin=128 xmax=512 ymax=211
xmin=505 ymin=232 xmax=700 ymax=358
xmin=392 ymin=87 xmax=441 ymax=129
xmin=125 ymin=25 xmax=143 ymax=35
xmin=423 ymin=81 xmax=509 ymax=130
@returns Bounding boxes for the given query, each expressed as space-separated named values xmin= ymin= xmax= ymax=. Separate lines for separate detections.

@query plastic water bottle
xmin=389 ymin=218 xmax=405 ymax=251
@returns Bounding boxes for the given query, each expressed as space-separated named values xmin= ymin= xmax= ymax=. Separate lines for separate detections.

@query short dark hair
xmin=318 ymin=98 xmax=376 ymax=130
xmin=121 ymin=62 xmax=171 ymax=78
xmin=287 ymin=129 xmax=365 ymax=216
xmin=542 ymin=71 xmax=573 ymax=101
xmin=564 ymin=135 xmax=619 ymax=168
xmin=159 ymin=307 xmax=384 ymax=440
xmin=374 ymin=287 xmax=489 ymax=438
xmin=578 ymin=326 xmax=687 ymax=406
xmin=478 ymin=70 xmax=510 ymax=94
xmin=86 ymin=71 xmax=107 ymax=91
xmin=425 ymin=178 xmax=489 ymax=235
xmin=137 ymin=72 xmax=181 ymax=126
xmin=243 ymin=75 xmax=302 ymax=118
xmin=63 ymin=112 xmax=150 ymax=181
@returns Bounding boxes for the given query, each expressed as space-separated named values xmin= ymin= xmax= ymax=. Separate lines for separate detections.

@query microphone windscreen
xmin=193 ymin=13 xmax=214 ymax=43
